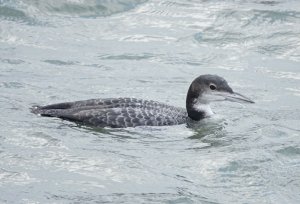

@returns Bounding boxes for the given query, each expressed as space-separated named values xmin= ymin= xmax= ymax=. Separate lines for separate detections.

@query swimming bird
xmin=31 ymin=74 xmax=254 ymax=128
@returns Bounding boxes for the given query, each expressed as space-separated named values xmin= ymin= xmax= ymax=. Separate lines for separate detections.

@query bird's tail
xmin=30 ymin=105 xmax=64 ymax=117
xmin=31 ymin=101 xmax=74 ymax=117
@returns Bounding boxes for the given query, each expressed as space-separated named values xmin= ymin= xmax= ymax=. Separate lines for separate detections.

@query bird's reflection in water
xmin=66 ymin=122 xmax=140 ymax=139
xmin=187 ymin=116 xmax=230 ymax=148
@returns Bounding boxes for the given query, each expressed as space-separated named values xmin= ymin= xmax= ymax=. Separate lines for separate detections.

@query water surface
xmin=0 ymin=0 xmax=300 ymax=203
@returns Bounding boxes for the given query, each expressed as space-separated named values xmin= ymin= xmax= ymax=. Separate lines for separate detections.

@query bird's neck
xmin=186 ymin=85 xmax=213 ymax=121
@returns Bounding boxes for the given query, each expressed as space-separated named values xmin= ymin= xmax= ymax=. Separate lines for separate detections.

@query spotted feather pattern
xmin=32 ymin=98 xmax=188 ymax=128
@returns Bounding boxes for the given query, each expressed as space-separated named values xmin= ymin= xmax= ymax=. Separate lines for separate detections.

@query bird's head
xmin=186 ymin=74 xmax=254 ymax=120
xmin=189 ymin=74 xmax=254 ymax=104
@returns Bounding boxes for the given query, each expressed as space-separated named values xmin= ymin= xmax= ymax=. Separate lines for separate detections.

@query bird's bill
xmin=201 ymin=91 xmax=254 ymax=104
xmin=222 ymin=92 xmax=255 ymax=104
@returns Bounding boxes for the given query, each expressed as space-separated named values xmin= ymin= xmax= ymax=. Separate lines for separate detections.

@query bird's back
xmin=32 ymin=98 xmax=187 ymax=128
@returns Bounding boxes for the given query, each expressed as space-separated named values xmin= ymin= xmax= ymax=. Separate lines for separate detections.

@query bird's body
xmin=32 ymin=98 xmax=187 ymax=128
xmin=32 ymin=75 xmax=254 ymax=128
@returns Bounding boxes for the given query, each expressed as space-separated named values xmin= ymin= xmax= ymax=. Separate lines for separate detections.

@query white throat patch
xmin=193 ymin=102 xmax=214 ymax=117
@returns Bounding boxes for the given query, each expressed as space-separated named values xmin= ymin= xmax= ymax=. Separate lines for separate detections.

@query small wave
xmin=276 ymin=146 xmax=300 ymax=156
xmin=257 ymin=1 xmax=280 ymax=6
xmin=0 ymin=6 xmax=27 ymax=19
xmin=250 ymin=9 xmax=300 ymax=24
xmin=23 ymin=0 xmax=147 ymax=18
xmin=43 ymin=60 xmax=79 ymax=66
xmin=194 ymin=30 xmax=258 ymax=48
xmin=0 ymin=58 xmax=25 ymax=65
xmin=0 ymin=5 xmax=37 ymax=25
xmin=99 ymin=53 xmax=155 ymax=61
xmin=0 ymin=82 xmax=24 ymax=89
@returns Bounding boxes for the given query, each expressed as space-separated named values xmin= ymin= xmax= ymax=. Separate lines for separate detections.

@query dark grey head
xmin=186 ymin=74 xmax=254 ymax=120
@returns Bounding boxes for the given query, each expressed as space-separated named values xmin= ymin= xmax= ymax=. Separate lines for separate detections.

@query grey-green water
xmin=1 ymin=0 xmax=300 ymax=203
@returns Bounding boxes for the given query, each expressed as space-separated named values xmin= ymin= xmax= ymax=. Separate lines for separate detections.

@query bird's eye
xmin=209 ymin=84 xmax=217 ymax=90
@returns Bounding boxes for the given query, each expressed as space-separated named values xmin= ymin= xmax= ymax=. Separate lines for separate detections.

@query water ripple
xmin=23 ymin=0 xmax=148 ymax=18
xmin=0 ymin=5 xmax=37 ymax=24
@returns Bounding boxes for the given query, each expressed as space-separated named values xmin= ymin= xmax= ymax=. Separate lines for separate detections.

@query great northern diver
xmin=31 ymin=75 xmax=254 ymax=128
